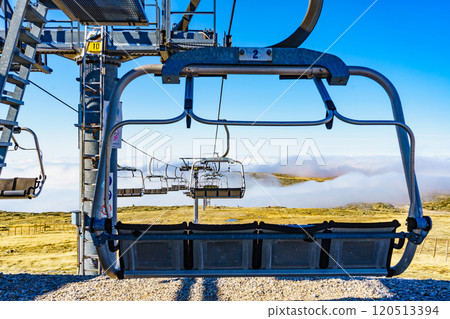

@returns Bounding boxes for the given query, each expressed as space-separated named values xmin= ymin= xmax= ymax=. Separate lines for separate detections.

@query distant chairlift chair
xmin=177 ymin=171 xmax=189 ymax=191
xmin=0 ymin=127 xmax=46 ymax=199
xmin=144 ymin=175 xmax=169 ymax=195
xmin=165 ymin=165 xmax=182 ymax=192
xmin=117 ymin=166 xmax=144 ymax=197
xmin=143 ymin=158 xmax=168 ymax=195
xmin=189 ymin=157 xmax=245 ymax=199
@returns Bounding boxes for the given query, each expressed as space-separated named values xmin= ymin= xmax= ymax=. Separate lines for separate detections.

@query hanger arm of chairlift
xmin=221 ymin=124 xmax=230 ymax=158
xmin=271 ymin=0 xmax=323 ymax=48
xmin=22 ymin=127 xmax=46 ymax=192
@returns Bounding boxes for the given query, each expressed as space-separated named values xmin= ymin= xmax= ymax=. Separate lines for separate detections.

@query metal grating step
xmin=82 ymin=155 xmax=99 ymax=160
xmin=0 ymin=142 xmax=13 ymax=147
xmin=13 ymin=50 xmax=35 ymax=66
xmin=51 ymin=0 xmax=148 ymax=26
xmin=0 ymin=96 xmax=24 ymax=106
xmin=19 ymin=29 xmax=41 ymax=45
xmin=0 ymin=119 xmax=18 ymax=126
xmin=25 ymin=5 xmax=47 ymax=25
xmin=6 ymin=74 xmax=29 ymax=86
xmin=32 ymin=63 xmax=52 ymax=74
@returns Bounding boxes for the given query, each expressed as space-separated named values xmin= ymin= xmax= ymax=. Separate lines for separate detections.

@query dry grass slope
xmin=247 ymin=172 xmax=335 ymax=186
xmin=0 ymin=197 xmax=449 ymax=280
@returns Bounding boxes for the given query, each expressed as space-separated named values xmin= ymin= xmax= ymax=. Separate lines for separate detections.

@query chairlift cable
xmin=29 ymin=79 xmax=180 ymax=170
xmin=28 ymin=79 xmax=78 ymax=113
xmin=212 ymin=77 xmax=224 ymax=157
xmin=228 ymin=0 xmax=237 ymax=36
xmin=212 ymin=0 xmax=236 ymax=156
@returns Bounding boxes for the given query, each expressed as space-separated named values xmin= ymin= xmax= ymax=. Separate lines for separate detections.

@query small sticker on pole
xmin=87 ymin=41 xmax=102 ymax=54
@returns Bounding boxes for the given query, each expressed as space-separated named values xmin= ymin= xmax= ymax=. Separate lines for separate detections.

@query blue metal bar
xmin=188 ymin=108 xmax=334 ymax=127
xmin=104 ymin=231 xmax=413 ymax=242
xmin=346 ymin=66 xmax=425 ymax=277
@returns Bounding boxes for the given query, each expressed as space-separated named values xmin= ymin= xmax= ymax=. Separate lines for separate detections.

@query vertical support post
xmin=78 ymin=54 xmax=120 ymax=276
xmin=446 ymin=240 xmax=448 ymax=262
xmin=433 ymin=238 xmax=437 ymax=258
xmin=111 ymin=148 xmax=118 ymax=227
xmin=193 ymin=169 xmax=199 ymax=223
xmin=193 ymin=198 xmax=199 ymax=224
xmin=419 ymin=238 xmax=425 ymax=254
xmin=213 ymin=0 xmax=216 ymax=45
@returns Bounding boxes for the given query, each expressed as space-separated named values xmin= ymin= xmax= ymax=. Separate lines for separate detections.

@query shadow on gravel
xmin=0 ymin=273 xmax=94 ymax=301
xmin=174 ymin=277 xmax=219 ymax=301
xmin=175 ymin=278 xmax=196 ymax=301
xmin=377 ymin=278 xmax=450 ymax=301
xmin=202 ymin=277 xmax=219 ymax=301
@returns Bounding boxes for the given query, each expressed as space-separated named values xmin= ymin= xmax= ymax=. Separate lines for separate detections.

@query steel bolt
xmin=266 ymin=49 xmax=272 ymax=56
xmin=239 ymin=49 xmax=245 ymax=56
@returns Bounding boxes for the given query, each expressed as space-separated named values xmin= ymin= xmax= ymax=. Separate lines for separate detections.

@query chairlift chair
xmin=144 ymin=175 xmax=169 ymax=195
xmin=143 ymin=158 xmax=168 ymax=194
xmin=0 ymin=127 xmax=46 ymax=199
xmin=189 ymin=157 xmax=245 ymax=199
xmin=165 ymin=165 xmax=182 ymax=192
xmin=117 ymin=166 xmax=144 ymax=197
xmin=177 ymin=172 xmax=189 ymax=191
xmin=89 ymin=0 xmax=432 ymax=278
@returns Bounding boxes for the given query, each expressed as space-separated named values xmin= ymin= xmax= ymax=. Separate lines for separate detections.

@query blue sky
xmin=1 ymin=0 xmax=449 ymax=212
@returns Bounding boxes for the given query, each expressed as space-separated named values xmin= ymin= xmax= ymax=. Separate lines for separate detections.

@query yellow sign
xmin=87 ymin=41 xmax=102 ymax=54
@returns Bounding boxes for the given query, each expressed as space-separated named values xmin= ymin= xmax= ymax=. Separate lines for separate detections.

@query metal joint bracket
xmin=184 ymin=76 xmax=194 ymax=128
xmin=162 ymin=47 xmax=349 ymax=85
xmin=407 ymin=216 xmax=432 ymax=232
xmin=91 ymin=218 xmax=106 ymax=232
xmin=92 ymin=232 xmax=107 ymax=247
xmin=408 ymin=232 xmax=427 ymax=245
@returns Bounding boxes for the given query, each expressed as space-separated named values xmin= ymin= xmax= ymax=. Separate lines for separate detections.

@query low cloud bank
xmin=1 ymin=156 xmax=449 ymax=212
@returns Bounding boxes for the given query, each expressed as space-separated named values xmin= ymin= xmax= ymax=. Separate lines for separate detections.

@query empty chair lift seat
xmin=0 ymin=177 xmax=38 ymax=198
xmin=143 ymin=187 xmax=168 ymax=195
xmin=144 ymin=176 xmax=168 ymax=195
xmin=117 ymin=188 xmax=143 ymax=197
xmin=259 ymin=222 xmax=329 ymax=270
xmin=117 ymin=222 xmax=188 ymax=272
xmin=324 ymin=221 xmax=401 ymax=270
xmin=189 ymin=222 xmax=259 ymax=270
xmin=191 ymin=187 xmax=243 ymax=198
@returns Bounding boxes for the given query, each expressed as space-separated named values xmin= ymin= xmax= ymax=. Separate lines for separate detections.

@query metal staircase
xmin=0 ymin=0 xmax=47 ymax=173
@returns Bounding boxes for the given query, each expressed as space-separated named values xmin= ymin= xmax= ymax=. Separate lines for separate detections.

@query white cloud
xmin=1 ymin=156 xmax=449 ymax=212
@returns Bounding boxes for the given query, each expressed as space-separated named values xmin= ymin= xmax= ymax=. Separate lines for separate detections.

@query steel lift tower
xmin=0 ymin=0 xmax=217 ymax=275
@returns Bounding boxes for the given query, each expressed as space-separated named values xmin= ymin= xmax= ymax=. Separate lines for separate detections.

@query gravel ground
xmin=0 ymin=273 xmax=448 ymax=301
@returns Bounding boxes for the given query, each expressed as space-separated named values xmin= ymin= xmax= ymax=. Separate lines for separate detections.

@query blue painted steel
xmin=161 ymin=47 xmax=349 ymax=85
xmin=97 ymin=231 xmax=414 ymax=244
